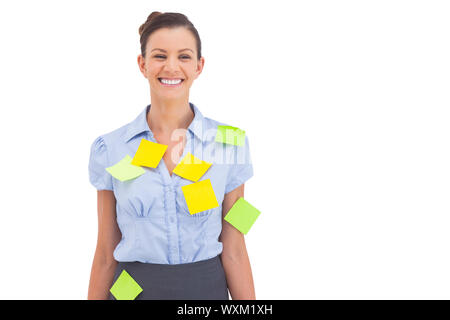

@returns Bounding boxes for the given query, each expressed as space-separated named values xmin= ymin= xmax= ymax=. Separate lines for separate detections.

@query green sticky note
xmin=215 ymin=125 xmax=246 ymax=146
xmin=106 ymin=155 xmax=146 ymax=182
xmin=110 ymin=269 xmax=143 ymax=300
xmin=224 ymin=197 xmax=260 ymax=234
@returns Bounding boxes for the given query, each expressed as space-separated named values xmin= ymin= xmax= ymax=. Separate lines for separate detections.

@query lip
xmin=158 ymin=78 xmax=184 ymax=87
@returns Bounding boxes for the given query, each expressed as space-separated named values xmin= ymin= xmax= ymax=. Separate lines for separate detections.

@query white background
xmin=0 ymin=0 xmax=449 ymax=299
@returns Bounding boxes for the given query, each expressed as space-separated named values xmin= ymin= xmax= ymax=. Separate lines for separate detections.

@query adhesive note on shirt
xmin=215 ymin=125 xmax=246 ymax=146
xmin=224 ymin=197 xmax=260 ymax=234
xmin=131 ymin=138 xmax=168 ymax=168
xmin=173 ymin=152 xmax=212 ymax=182
xmin=106 ymin=155 xmax=146 ymax=182
xmin=181 ymin=179 xmax=219 ymax=215
xmin=109 ymin=269 xmax=143 ymax=300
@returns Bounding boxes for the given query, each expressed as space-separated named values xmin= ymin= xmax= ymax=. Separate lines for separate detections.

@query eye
xmin=154 ymin=55 xmax=191 ymax=60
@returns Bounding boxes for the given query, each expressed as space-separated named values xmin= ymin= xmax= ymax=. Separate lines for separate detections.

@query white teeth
xmin=160 ymin=78 xmax=182 ymax=85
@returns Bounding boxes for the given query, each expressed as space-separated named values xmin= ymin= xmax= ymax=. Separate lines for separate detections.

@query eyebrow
xmin=151 ymin=48 xmax=194 ymax=53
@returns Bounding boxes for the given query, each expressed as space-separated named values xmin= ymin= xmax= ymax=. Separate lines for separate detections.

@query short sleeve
xmin=225 ymin=135 xmax=254 ymax=194
xmin=88 ymin=136 xmax=114 ymax=191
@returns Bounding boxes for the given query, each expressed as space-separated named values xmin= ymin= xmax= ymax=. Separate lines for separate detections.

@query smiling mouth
xmin=158 ymin=78 xmax=184 ymax=86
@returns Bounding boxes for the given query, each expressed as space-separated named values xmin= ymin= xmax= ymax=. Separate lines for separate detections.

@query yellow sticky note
xmin=173 ymin=152 xmax=212 ymax=182
xmin=181 ymin=179 xmax=219 ymax=215
xmin=106 ymin=155 xmax=146 ymax=182
xmin=131 ymin=138 xmax=168 ymax=168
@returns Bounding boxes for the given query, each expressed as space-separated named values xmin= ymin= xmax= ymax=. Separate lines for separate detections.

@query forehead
xmin=147 ymin=27 xmax=196 ymax=52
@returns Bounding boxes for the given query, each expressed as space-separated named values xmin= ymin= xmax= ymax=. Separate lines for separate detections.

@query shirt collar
xmin=124 ymin=102 xmax=206 ymax=143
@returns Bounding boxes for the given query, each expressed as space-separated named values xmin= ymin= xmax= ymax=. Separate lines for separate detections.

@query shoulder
xmin=203 ymin=115 xmax=250 ymax=147
xmin=203 ymin=113 xmax=242 ymax=129
xmin=202 ymin=115 xmax=247 ymax=138
xmin=94 ymin=123 xmax=129 ymax=147
xmin=91 ymin=118 xmax=135 ymax=150
xmin=89 ymin=120 xmax=134 ymax=170
xmin=202 ymin=115 xmax=224 ymax=132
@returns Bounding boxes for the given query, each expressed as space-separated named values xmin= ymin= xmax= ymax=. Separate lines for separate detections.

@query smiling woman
xmin=87 ymin=11 xmax=256 ymax=301
xmin=137 ymin=17 xmax=204 ymax=105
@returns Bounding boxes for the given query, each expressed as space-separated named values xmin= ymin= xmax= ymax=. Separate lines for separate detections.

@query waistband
xmin=116 ymin=255 xmax=222 ymax=272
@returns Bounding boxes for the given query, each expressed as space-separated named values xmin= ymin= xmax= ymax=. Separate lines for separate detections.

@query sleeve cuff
xmin=224 ymin=167 xmax=254 ymax=194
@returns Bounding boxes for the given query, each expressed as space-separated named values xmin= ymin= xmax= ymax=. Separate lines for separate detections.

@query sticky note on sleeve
xmin=224 ymin=197 xmax=260 ymax=234
xmin=106 ymin=155 xmax=146 ymax=182
xmin=215 ymin=125 xmax=246 ymax=146
xmin=109 ymin=269 xmax=143 ymax=300
xmin=131 ymin=138 xmax=168 ymax=168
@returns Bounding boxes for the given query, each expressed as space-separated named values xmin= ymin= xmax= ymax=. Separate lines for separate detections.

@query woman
xmin=87 ymin=11 xmax=255 ymax=300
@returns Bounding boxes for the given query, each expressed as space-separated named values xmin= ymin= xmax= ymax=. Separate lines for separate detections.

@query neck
xmin=147 ymin=97 xmax=194 ymax=135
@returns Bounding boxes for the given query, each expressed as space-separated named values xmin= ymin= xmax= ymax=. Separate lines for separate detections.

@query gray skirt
xmin=109 ymin=255 xmax=229 ymax=300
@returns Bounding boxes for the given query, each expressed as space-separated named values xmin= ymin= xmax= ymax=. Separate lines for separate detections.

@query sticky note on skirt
xmin=109 ymin=269 xmax=143 ymax=300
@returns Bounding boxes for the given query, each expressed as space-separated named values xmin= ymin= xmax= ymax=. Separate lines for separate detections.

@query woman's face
xmin=138 ymin=27 xmax=205 ymax=101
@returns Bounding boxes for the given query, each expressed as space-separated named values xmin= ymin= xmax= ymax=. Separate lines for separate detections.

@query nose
xmin=164 ymin=56 xmax=181 ymax=72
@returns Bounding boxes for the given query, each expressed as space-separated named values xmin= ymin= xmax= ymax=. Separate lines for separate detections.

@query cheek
xmin=145 ymin=67 xmax=156 ymax=77
xmin=145 ymin=61 xmax=158 ymax=75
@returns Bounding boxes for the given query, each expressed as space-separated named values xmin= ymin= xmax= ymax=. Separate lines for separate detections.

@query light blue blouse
xmin=88 ymin=102 xmax=253 ymax=264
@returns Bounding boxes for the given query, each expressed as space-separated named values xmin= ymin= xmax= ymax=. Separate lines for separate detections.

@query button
xmin=170 ymin=217 xmax=175 ymax=223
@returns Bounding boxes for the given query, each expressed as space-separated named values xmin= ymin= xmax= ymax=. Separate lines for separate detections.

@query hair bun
xmin=139 ymin=11 xmax=163 ymax=36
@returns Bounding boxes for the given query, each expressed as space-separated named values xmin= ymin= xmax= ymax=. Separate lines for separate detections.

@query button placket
xmin=165 ymin=183 xmax=180 ymax=264
xmin=171 ymin=130 xmax=193 ymax=186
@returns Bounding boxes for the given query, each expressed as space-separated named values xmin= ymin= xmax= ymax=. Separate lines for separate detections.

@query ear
xmin=195 ymin=57 xmax=205 ymax=79
xmin=137 ymin=54 xmax=147 ymax=78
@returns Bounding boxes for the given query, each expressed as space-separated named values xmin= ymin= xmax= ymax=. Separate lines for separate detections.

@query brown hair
xmin=139 ymin=11 xmax=202 ymax=60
